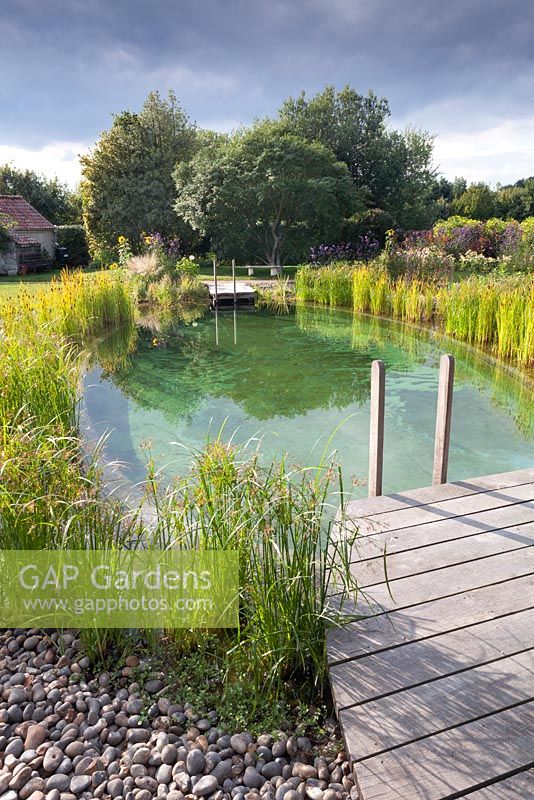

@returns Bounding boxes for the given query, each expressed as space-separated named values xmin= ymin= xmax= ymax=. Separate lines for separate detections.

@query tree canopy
xmin=80 ymin=91 xmax=197 ymax=256
xmin=278 ymin=85 xmax=436 ymax=229
xmin=174 ymin=121 xmax=361 ymax=264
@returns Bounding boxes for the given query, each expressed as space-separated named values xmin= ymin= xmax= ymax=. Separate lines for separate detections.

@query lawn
xmin=0 ymin=268 xmax=101 ymax=299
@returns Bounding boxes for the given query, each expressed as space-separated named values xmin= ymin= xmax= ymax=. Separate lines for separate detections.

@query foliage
xmin=0 ymin=215 xmax=15 ymax=252
xmin=147 ymin=439 xmax=358 ymax=696
xmin=0 ymin=272 xmax=137 ymax=551
xmin=453 ymin=182 xmax=496 ymax=220
xmin=175 ymin=120 xmax=360 ymax=265
xmin=117 ymin=235 xmax=133 ymax=267
xmin=81 ymin=91 xmax=198 ymax=257
xmin=296 ymin=264 xmax=534 ymax=365
xmin=0 ymin=164 xmax=81 ymax=225
xmin=309 ymin=235 xmax=379 ymax=264
xmin=379 ymin=243 xmax=455 ymax=279
xmin=55 ymin=224 xmax=90 ymax=265
xmin=279 ymin=85 xmax=437 ymax=230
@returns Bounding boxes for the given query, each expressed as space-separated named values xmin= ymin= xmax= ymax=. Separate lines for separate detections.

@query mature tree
xmin=81 ymin=91 xmax=197 ymax=256
xmin=175 ymin=122 xmax=360 ymax=265
xmin=453 ymin=182 xmax=496 ymax=220
xmin=495 ymin=178 xmax=534 ymax=220
xmin=278 ymin=85 xmax=436 ymax=230
xmin=0 ymin=165 xmax=80 ymax=224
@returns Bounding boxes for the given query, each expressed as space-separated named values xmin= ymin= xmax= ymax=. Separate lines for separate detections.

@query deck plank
xmin=329 ymin=607 xmax=534 ymax=709
xmin=353 ymin=520 xmax=534 ymax=588
xmin=348 ymin=482 xmax=534 ymax=538
xmin=354 ymin=702 xmax=534 ymax=800
xmin=327 ymin=469 xmax=534 ymax=799
xmin=340 ymin=649 xmax=534 ymax=760
xmin=349 ymin=502 xmax=534 ymax=563
xmin=328 ymin=572 xmax=534 ymax=664
xmin=462 ymin=770 xmax=534 ymax=797
xmin=343 ymin=468 xmax=534 ymax=519
xmin=349 ymin=546 xmax=534 ymax=617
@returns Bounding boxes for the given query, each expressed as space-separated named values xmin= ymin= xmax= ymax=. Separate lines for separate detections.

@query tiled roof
xmin=0 ymin=195 xmax=54 ymax=230
xmin=11 ymin=233 xmax=41 ymax=246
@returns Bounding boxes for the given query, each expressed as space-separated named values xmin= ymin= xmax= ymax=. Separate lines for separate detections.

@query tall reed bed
xmin=146 ymin=440 xmax=359 ymax=696
xmin=0 ymin=271 xmax=137 ymax=550
xmin=296 ymin=265 xmax=534 ymax=366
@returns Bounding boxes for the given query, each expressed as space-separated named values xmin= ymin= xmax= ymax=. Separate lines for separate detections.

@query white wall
xmin=18 ymin=229 xmax=55 ymax=257
xmin=0 ymin=242 xmax=18 ymax=275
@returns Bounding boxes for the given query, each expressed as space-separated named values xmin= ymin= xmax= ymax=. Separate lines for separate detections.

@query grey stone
xmin=243 ymin=768 xmax=264 ymax=790
xmin=161 ymin=744 xmax=178 ymax=765
xmin=46 ymin=775 xmax=71 ymax=791
xmin=8 ymin=686 xmax=27 ymax=704
xmin=107 ymin=778 xmax=124 ymax=798
xmin=5 ymin=738 xmax=24 ymax=757
xmin=127 ymin=729 xmax=151 ymax=744
xmin=135 ymin=777 xmax=158 ymax=792
xmin=271 ymin=742 xmax=286 ymax=759
xmin=156 ymin=764 xmax=173 ymax=784
xmin=83 ymin=726 xmax=99 ymax=740
xmin=9 ymin=766 xmax=33 ymax=791
xmin=70 ymin=775 xmax=92 ymax=794
xmin=132 ymin=747 xmax=151 ymax=765
xmin=192 ymin=775 xmax=218 ymax=797
xmin=186 ymin=749 xmax=205 ymax=775
xmin=292 ymin=765 xmax=317 ymax=780
xmin=43 ymin=747 xmax=64 ymax=773
xmin=144 ymin=680 xmax=163 ymax=694
xmin=229 ymin=735 xmax=248 ymax=755
xmin=211 ymin=759 xmax=233 ymax=784
xmin=305 ymin=789 xmax=323 ymax=800
xmin=0 ymin=791 xmax=18 ymax=800
xmin=262 ymin=763 xmax=283 ymax=780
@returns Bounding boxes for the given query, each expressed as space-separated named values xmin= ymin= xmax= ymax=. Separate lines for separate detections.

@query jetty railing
xmin=368 ymin=354 xmax=455 ymax=497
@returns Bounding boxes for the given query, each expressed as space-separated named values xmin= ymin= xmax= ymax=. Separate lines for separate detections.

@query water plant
xmin=296 ymin=264 xmax=534 ymax=366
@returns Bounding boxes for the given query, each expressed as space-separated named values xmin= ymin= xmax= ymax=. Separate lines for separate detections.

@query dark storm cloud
xmin=1 ymin=0 xmax=533 ymax=180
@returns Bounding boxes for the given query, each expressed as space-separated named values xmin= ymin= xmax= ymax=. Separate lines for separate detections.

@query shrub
xmin=55 ymin=225 xmax=90 ymax=265
xmin=458 ymin=250 xmax=498 ymax=274
xmin=309 ymin=235 xmax=379 ymax=264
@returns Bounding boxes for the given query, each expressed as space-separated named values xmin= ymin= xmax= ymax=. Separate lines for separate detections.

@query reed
xmin=295 ymin=265 xmax=533 ymax=366
xmin=147 ymin=439 xmax=359 ymax=696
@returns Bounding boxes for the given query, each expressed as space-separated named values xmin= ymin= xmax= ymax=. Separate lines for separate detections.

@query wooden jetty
xmin=328 ymin=466 xmax=534 ymax=799
xmin=204 ymin=279 xmax=256 ymax=306
xmin=204 ymin=259 xmax=256 ymax=306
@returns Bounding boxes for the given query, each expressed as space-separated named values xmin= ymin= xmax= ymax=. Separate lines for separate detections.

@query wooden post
xmin=368 ymin=359 xmax=385 ymax=498
xmin=212 ymin=258 xmax=218 ymax=307
xmin=433 ymin=354 xmax=455 ymax=486
xmin=232 ymin=258 xmax=236 ymax=305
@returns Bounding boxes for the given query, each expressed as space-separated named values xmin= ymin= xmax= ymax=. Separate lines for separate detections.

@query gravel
xmin=0 ymin=630 xmax=355 ymax=800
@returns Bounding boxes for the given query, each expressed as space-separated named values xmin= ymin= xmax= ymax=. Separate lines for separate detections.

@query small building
xmin=0 ymin=195 xmax=55 ymax=275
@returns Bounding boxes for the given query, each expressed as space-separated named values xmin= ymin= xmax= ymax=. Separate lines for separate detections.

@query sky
xmin=1 ymin=0 xmax=533 ymax=188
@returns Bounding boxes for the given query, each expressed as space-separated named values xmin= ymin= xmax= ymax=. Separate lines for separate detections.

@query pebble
xmin=187 ymin=748 xmax=206 ymax=775
xmin=144 ymin=679 xmax=164 ymax=694
xmin=192 ymin=774 xmax=219 ymax=797
xmin=0 ymin=631 xmax=349 ymax=800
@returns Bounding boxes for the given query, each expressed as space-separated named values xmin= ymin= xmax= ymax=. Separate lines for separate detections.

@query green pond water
xmin=82 ymin=306 xmax=533 ymax=497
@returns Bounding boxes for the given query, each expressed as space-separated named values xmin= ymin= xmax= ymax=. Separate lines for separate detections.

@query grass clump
xmin=146 ymin=439 xmax=359 ymax=699
xmin=296 ymin=264 xmax=534 ymax=366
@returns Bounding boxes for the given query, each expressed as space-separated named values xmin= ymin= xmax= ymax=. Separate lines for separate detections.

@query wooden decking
xmin=203 ymin=279 xmax=256 ymax=306
xmin=328 ymin=467 xmax=534 ymax=799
